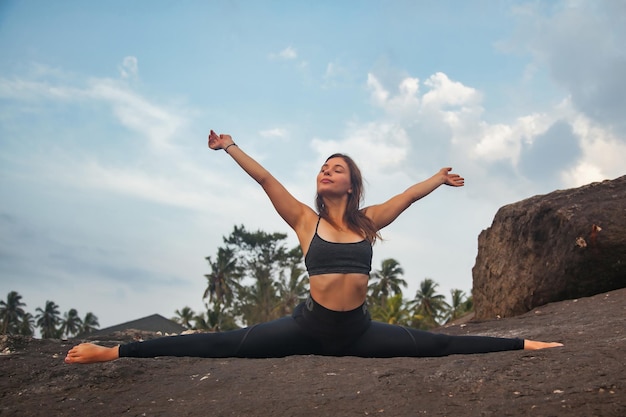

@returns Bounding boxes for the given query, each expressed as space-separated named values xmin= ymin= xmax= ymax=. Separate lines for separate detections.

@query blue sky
xmin=1 ymin=0 xmax=624 ymax=330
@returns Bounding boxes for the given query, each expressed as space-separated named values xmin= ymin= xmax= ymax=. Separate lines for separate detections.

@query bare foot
xmin=64 ymin=343 xmax=120 ymax=364
xmin=524 ymin=340 xmax=564 ymax=350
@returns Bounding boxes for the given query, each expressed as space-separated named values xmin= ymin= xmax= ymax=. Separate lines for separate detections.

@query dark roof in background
xmin=77 ymin=314 xmax=186 ymax=338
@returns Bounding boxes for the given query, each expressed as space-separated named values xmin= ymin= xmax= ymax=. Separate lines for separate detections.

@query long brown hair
xmin=315 ymin=153 xmax=381 ymax=243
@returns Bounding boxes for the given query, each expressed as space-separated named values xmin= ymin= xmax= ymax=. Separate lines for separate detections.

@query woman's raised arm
xmin=364 ymin=167 xmax=464 ymax=230
xmin=208 ymin=130 xmax=311 ymax=231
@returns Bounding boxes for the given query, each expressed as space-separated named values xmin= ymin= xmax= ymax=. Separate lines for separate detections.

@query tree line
xmin=3 ymin=225 xmax=472 ymax=338
xmin=172 ymin=225 xmax=473 ymax=332
xmin=0 ymin=291 xmax=100 ymax=338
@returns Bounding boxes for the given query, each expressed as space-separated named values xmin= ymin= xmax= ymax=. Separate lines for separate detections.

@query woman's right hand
xmin=208 ymin=130 xmax=234 ymax=150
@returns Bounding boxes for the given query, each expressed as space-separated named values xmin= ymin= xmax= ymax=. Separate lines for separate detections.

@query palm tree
xmin=410 ymin=278 xmax=450 ymax=330
xmin=172 ymin=306 xmax=195 ymax=329
xmin=368 ymin=258 xmax=407 ymax=309
xmin=223 ymin=225 xmax=292 ymax=325
xmin=274 ymin=248 xmax=309 ymax=317
xmin=445 ymin=289 xmax=471 ymax=323
xmin=60 ymin=309 xmax=83 ymax=338
xmin=1 ymin=291 xmax=27 ymax=335
xmin=35 ymin=301 xmax=61 ymax=339
xmin=192 ymin=311 xmax=210 ymax=331
xmin=236 ymin=272 xmax=281 ymax=324
xmin=370 ymin=294 xmax=411 ymax=325
xmin=203 ymin=247 xmax=239 ymax=309
xmin=18 ymin=312 xmax=35 ymax=336
xmin=199 ymin=304 xmax=239 ymax=332
xmin=81 ymin=312 xmax=100 ymax=334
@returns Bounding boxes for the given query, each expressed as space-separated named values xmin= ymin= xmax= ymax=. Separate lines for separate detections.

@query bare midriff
xmin=309 ymin=273 xmax=369 ymax=311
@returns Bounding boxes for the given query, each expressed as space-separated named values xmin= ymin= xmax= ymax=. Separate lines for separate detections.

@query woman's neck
xmin=322 ymin=198 xmax=349 ymax=229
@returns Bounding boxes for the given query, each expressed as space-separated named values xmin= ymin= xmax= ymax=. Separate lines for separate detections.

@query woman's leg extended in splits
xmin=120 ymin=316 xmax=316 ymax=359
xmin=344 ymin=321 xmax=527 ymax=358
xmin=66 ymin=315 xmax=317 ymax=364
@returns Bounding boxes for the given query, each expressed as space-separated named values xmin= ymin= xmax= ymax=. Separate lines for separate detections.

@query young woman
xmin=65 ymin=131 xmax=562 ymax=364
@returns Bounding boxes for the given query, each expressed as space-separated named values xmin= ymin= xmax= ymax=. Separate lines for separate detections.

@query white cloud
xmin=269 ymin=46 xmax=298 ymax=60
xmin=119 ymin=56 xmax=139 ymax=79
xmin=472 ymin=113 xmax=552 ymax=164
xmin=366 ymin=73 xmax=390 ymax=106
xmin=358 ymin=65 xmax=623 ymax=207
xmin=422 ymin=72 xmax=481 ymax=109
xmin=310 ymin=121 xmax=410 ymax=179
xmin=561 ymin=113 xmax=626 ymax=187
xmin=0 ymin=59 xmax=187 ymax=149
xmin=79 ymin=161 xmax=214 ymax=210
xmin=259 ymin=127 xmax=288 ymax=139
xmin=87 ymin=78 xmax=185 ymax=149
xmin=0 ymin=77 xmax=86 ymax=101
xmin=367 ymin=73 xmax=421 ymax=121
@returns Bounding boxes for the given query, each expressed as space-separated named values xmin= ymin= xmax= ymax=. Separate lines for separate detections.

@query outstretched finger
xmin=208 ymin=130 xmax=221 ymax=149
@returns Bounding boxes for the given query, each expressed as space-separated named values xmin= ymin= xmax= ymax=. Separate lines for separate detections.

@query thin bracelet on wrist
xmin=224 ymin=143 xmax=238 ymax=154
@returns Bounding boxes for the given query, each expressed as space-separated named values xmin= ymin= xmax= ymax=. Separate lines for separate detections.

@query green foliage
xmin=18 ymin=312 xmax=35 ymax=336
xmin=203 ymin=246 xmax=239 ymax=309
xmin=369 ymin=294 xmax=412 ymax=325
xmin=368 ymin=258 xmax=407 ymax=308
xmin=444 ymin=289 xmax=473 ymax=323
xmin=172 ymin=306 xmax=195 ymax=329
xmin=35 ymin=300 xmax=61 ymax=339
xmin=59 ymin=308 xmax=83 ymax=338
xmin=273 ymin=246 xmax=309 ymax=318
xmin=80 ymin=312 xmax=100 ymax=335
xmin=1 ymin=291 xmax=100 ymax=338
xmin=366 ymin=260 xmax=474 ymax=330
xmin=201 ymin=225 xmax=306 ymax=328
xmin=0 ymin=291 xmax=27 ymax=335
xmin=409 ymin=278 xmax=450 ymax=330
xmin=226 ymin=225 xmax=300 ymax=325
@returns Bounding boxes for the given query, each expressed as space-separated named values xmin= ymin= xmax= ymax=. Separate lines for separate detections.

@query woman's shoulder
xmin=293 ymin=207 xmax=321 ymax=254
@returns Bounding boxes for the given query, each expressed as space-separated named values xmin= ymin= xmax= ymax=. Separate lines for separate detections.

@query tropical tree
xmin=274 ymin=247 xmax=308 ymax=317
xmin=0 ymin=291 xmax=27 ymax=335
xmin=18 ymin=312 xmax=35 ymax=336
xmin=445 ymin=289 xmax=473 ymax=323
xmin=81 ymin=312 xmax=100 ymax=334
xmin=203 ymin=246 xmax=240 ymax=310
xmin=192 ymin=310 xmax=210 ymax=330
xmin=224 ymin=225 xmax=292 ymax=325
xmin=60 ymin=308 xmax=83 ymax=338
xmin=368 ymin=258 xmax=407 ymax=309
xmin=370 ymin=294 xmax=411 ymax=325
xmin=410 ymin=278 xmax=450 ymax=330
xmin=200 ymin=304 xmax=239 ymax=332
xmin=35 ymin=300 xmax=61 ymax=339
xmin=172 ymin=306 xmax=195 ymax=329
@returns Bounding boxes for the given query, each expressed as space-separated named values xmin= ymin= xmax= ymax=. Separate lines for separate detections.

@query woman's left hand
xmin=440 ymin=167 xmax=464 ymax=187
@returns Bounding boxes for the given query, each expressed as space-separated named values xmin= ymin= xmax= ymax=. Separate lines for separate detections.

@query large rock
xmin=472 ymin=175 xmax=626 ymax=320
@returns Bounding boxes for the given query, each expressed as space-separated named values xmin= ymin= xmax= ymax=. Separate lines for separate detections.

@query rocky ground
xmin=1 ymin=288 xmax=624 ymax=417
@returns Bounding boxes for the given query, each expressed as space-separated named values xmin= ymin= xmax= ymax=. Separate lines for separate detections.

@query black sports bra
xmin=304 ymin=217 xmax=373 ymax=276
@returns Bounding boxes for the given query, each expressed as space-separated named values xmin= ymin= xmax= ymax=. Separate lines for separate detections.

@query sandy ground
xmin=1 ymin=288 xmax=624 ymax=417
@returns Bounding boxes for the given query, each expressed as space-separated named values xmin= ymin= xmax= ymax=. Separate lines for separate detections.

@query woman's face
xmin=317 ymin=156 xmax=353 ymax=197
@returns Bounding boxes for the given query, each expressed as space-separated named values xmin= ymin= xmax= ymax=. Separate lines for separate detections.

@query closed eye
xmin=320 ymin=163 xmax=346 ymax=173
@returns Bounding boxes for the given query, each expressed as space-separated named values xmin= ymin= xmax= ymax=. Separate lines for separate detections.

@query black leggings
xmin=119 ymin=297 xmax=523 ymax=359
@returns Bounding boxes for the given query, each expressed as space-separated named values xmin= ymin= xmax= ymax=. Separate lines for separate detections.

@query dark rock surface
xmin=2 ymin=289 xmax=625 ymax=417
xmin=473 ymin=175 xmax=626 ymax=320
